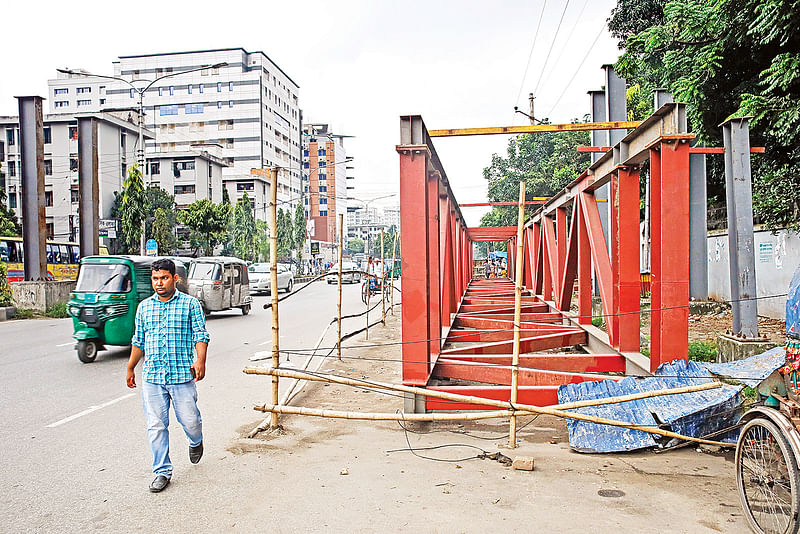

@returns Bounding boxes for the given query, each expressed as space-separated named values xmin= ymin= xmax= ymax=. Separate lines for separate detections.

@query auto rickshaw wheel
xmin=241 ymin=304 xmax=251 ymax=315
xmin=77 ymin=339 xmax=99 ymax=363
xmin=286 ymin=280 xmax=293 ymax=293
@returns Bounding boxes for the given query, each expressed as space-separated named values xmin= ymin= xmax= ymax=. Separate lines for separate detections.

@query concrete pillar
xmin=722 ymin=117 xmax=758 ymax=337
xmin=689 ymin=152 xmax=708 ymax=299
xmin=17 ymin=96 xmax=46 ymax=281
xmin=77 ymin=117 xmax=100 ymax=257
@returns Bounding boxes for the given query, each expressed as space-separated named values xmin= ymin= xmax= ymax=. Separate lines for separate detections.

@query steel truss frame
xmin=398 ymin=104 xmax=693 ymax=411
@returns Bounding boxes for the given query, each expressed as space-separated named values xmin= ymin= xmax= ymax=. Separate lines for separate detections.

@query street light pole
xmin=58 ymin=62 xmax=227 ymax=254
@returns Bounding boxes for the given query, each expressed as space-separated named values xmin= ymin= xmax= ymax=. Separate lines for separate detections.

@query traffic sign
xmin=145 ymin=239 xmax=158 ymax=256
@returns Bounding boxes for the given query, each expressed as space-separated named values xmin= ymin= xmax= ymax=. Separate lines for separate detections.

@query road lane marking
xmin=56 ymin=342 xmax=74 ymax=347
xmin=46 ymin=393 xmax=135 ymax=428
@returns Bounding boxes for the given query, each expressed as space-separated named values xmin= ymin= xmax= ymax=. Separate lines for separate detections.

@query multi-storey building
xmin=0 ymin=110 xmax=154 ymax=241
xmin=302 ymin=123 xmax=348 ymax=250
xmin=48 ymin=48 xmax=303 ymax=215
xmin=47 ymin=70 xmax=112 ymax=113
xmin=145 ymin=143 xmax=227 ymax=208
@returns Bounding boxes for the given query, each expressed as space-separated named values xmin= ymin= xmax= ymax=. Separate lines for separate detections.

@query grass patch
xmin=14 ymin=308 xmax=36 ymax=319
xmin=591 ymin=316 xmax=603 ymax=328
xmin=688 ymin=340 xmax=718 ymax=363
xmin=45 ymin=302 xmax=69 ymax=318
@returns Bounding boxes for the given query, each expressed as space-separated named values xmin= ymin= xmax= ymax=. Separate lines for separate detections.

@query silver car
xmin=249 ymin=262 xmax=294 ymax=295
xmin=326 ymin=261 xmax=362 ymax=284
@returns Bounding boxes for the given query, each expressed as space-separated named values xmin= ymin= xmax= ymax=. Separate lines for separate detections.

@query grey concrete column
xmin=77 ymin=117 xmax=99 ymax=257
xmin=16 ymin=96 xmax=46 ymax=281
xmin=722 ymin=117 xmax=758 ymax=337
xmin=653 ymin=88 xmax=673 ymax=110
xmin=603 ymin=65 xmax=627 ymax=146
xmin=689 ymin=152 xmax=708 ymax=299
xmin=588 ymin=90 xmax=606 ymax=164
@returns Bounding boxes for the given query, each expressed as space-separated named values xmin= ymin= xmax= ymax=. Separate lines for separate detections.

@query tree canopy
xmin=231 ymin=192 xmax=258 ymax=261
xmin=120 ymin=164 xmax=147 ymax=253
xmin=612 ymin=0 xmax=800 ymax=229
xmin=179 ymin=199 xmax=232 ymax=256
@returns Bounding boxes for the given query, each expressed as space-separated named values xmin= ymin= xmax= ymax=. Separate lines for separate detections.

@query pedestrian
xmin=125 ymin=258 xmax=210 ymax=493
xmin=484 ymin=260 xmax=490 ymax=279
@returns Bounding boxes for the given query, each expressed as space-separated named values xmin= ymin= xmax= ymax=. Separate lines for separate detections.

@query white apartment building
xmin=47 ymin=48 xmax=303 ymax=216
xmin=145 ymin=143 xmax=227 ymax=208
xmin=0 ymin=111 xmax=154 ymax=241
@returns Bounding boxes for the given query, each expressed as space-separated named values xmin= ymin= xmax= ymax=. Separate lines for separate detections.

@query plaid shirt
xmin=131 ymin=290 xmax=210 ymax=385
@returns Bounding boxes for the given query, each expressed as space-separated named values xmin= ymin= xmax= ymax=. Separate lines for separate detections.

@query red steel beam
xmin=432 ymin=360 xmax=615 ymax=386
xmin=440 ymin=331 xmax=587 ymax=355
xmin=439 ymin=353 xmax=626 ymax=373
xmin=577 ymin=146 xmax=765 ymax=154
xmin=447 ymin=327 xmax=583 ymax=343
xmin=425 ymin=386 xmax=559 ymax=410
xmin=611 ymin=165 xmax=642 ymax=352
xmin=460 ymin=201 xmax=546 ymax=207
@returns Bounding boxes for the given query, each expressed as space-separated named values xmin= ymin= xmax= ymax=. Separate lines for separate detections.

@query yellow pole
xmin=269 ymin=167 xmax=280 ymax=429
xmin=390 ymin=231 xmax=398 ymax=315
xmin=337 ymin=213 xmax=344 ymax=360
xmin=509 ymin=181 xmax=526 ymax=448
xmin=380 ymin=228 xmax=386 ymax=325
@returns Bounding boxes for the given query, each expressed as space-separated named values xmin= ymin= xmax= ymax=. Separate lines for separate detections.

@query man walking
xmin=126 ymin=258 xmax=210 ymax=493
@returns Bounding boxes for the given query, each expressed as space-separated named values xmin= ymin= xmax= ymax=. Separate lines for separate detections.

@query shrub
xmin=0 ymin=263 xmax=12 ymax=307
xmin=688 ymin=341 xmax=717 ymax=363
xmin=45 ymin=302 xmax=69 ymax=318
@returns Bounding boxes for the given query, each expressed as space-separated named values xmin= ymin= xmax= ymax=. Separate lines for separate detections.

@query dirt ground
xmin=227 ymin=311 xmax=752 ymax=533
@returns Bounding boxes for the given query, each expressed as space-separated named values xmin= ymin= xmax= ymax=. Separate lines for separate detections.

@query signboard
xmin=310 ymin=242 xmax=320 ymax=256
xmin=145 ymin=239 xmax=158 ymax=257
xmin=759 ymin=242 xmax=774 ymax=263
xmin=98 ymin=219 xmax=118 ymax=237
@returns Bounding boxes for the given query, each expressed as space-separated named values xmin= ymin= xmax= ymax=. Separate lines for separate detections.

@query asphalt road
xmin=0 ymin=279 xmax=388 ymax=532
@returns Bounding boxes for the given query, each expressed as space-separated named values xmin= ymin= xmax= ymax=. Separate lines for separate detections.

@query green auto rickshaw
xmin=67 ymin=255 xmax=188 ymax=363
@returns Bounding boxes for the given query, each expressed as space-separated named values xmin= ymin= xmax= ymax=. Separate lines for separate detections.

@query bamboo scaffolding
xmin=390 ymin=231 xmax=398 ymax=315
xmin=268 ymin=167 xmax=280 ymax=429
xmin=337 ymin=213 xmax=344 ymax=360
xmin=509 ymin=182 xmax=525 ymax=448
xmin=243 ymin=366 xmax=731 ymax=447
xmin=380 ymin=228 xmax=386 ymax=325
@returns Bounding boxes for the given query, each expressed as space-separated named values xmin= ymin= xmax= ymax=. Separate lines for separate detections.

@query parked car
xmin=326 ymin=261 xmax=362 ymax=284
xmin=187 ymin=256 xmax=252 ymax=315
xmin=248 ymin=262 xmax=294 ymax=295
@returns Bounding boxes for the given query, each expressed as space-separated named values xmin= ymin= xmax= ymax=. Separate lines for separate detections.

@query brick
xmin=512 ymin=456 xmax=535 ymax=471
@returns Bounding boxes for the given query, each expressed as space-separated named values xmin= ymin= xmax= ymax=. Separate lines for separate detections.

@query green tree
xmin=0 ymin=185 xmax=21 ymax=237
xmin=370 ymin=230 xmax=396 ymax=258
xmin=152 ymin=207 xmax=177 ymax=255
xmin=179 ymin=199 xmax=232 ymax=256
xmin=293 ymin=202 xmax=306 ymax=260
xmin=222 ymin=187 xmax=231 ymax=205
xmin=349 ymin=237 xmax=364 ymax=254
xmin=613 ymin=0 xmax=800 ymax=229
xmin=276 ymin=208 xmax=293 ymax=260
xmin=144 ymin=187 xmax=176 ymax=240
xmin=255 ymin=219 xmax=270 ymax=261
xmin=231 ymin=192 xmax=257 ymax=261
xmin=120 ymin=164 xmax=147 ymax=254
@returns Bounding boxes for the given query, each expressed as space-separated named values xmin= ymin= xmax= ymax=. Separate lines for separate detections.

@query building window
xmin=76 ymin=87 xmax=91 ymax=94
xmin=99 ymin=99 xmax=106 ymax=105
xmin=236 ymin=182 xmax=254 ymax=191
xmin=70 ymin=158 xmax=78 ymax=171
xmin=169 ymin=86 xmax=174 ymax=96
xmin=229 ymin=100 xmax=234 ymax=108
xmin=43 ymin=127 xmax=51 ymax=144
xmin=217 ymin=82 xmax=222 ymax=92
xmin=9 ymin=193 xmax=16 ymax=208
xmin=319 ymin=161 xmax=326 ymax=167
xmin=319 ymin=210 xmax=327 ymax=216
xmin=319 ymin=185 xmax=327 ymax=192
xmin=6 ymin=129 xmax=14 ymax=146
xmin=71 ymin=189 xmax=79 ymax=203
xmin=69 ymin=126 xmax=78 ymax=140
xmin=174 ymin=184 xmax=196 ymax=194
xmin=54 ymin=88 xmax=68 ymax=95
xmin=229 ymin=82 xmax=234 ymax=92
xmin=7 ymin=161 xmax=15 ymax=177
xmin=45 ymin=191 xmax=53 ymax=206
xmin=199 ymin=84 xmax=204 ymax=94
xmin=44 ymin=160 xmax=52 ymax=175
xmin=320 ymin=198 xmax=327 ymax=205
xmin=217 ymin=101 xmax=223 ymax=109
xmin=46 ymin=223 xmax=54 ymax=239
xmin=77 ymin=100 xmax=91 ymax=106
xmin=121 ymin=163 xmax=127 ymax=177
xmin=130 ymin=89 xmax=135 ymax=99
xmin=54 ymin=101 xmax=68 ymax=108
xmin=99 ymin=85 xmax=106 ymax=93
xmin=318 ymin=173 xmax=326 ymax=181
xmin=188 ymin=85 xmax=193 ymax=95
xmin=174 ymin=161 xmax=195 ymax=171
xmin=218 ymin=120 xmax=233 ymax=130
xmin=318 ymin=149 xmax=326 ymax=156
xmin=160 ymin=105 xmax=179 ymax=116
xmin=186 ymin=103 xmax=204 ymax=114
xmin=120 ymin=133 xmax=126 ymax=150
xmin=158 ymin=87 xmax=163 ymax=97
xmin=149 ymin=162 xmax=160 ymax=175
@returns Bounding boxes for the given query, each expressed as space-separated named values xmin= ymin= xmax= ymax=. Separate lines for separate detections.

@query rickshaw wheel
xmin=736 ymin=417 xmax=800 ymax=534
xmin=241 ymin=304 xmax=251 ymax=315
xmin=361 ymin=282 xmax=370 ymax=305
xmin=77 ymin=340 xmax=99 ymax=363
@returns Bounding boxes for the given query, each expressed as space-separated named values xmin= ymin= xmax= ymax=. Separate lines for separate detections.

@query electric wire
xmin=537 ymin=0 xmax=590 ymax=96
xmin=532 ymin=0 xmax=571 ymax=99
xmin=513 ymin=0 xmax=548 ymax=112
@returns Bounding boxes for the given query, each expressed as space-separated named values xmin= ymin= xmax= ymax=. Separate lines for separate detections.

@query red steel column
xmin=533 ymin=222 xmax=542 ymax=293
xmin=556 ymin=207 xmax=568 ymax=303
xmin=577 ymin=196 xmax=592 ymax=325
xmin=612 ymin=165 xmax=642 ymax=352
xmin=399 ymin=148 xmax=431 ymax=384
xmin=650 ymin=141 xmax=690 ymax=371
xmin=428 ymin=174 xmax=442 ymax=352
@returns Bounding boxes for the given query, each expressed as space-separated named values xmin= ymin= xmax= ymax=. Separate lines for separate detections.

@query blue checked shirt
xmin=131 ymin=290 xmax=210 ymax=385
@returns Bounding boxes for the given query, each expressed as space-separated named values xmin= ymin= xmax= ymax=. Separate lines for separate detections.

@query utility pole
xmin=528 ymin=93 xmax=535 ymax=125
xmin=268 ymin=167 xmax=280 ymax=428
xmin=337 ymin=213 xmax=344 ymax=360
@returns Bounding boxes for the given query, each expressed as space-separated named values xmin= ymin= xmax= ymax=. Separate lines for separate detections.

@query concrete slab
xmin=717 ymin=333 xmax=777 ymax=363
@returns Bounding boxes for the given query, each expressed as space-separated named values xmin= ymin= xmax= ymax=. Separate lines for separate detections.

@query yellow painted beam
xmin=428 ymin=121 xmax=641 ymax=138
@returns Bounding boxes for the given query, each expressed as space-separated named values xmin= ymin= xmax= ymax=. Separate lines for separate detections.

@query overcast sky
xmin=2 ymin=0 xmax=621 ymax=225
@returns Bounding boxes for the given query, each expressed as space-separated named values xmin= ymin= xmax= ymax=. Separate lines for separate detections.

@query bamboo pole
xmin=365 ymin=258 xmax=370 ymax=340
xmin=509 ymin=182 xmax=526 ymax=448
xmin=380 ymin=228 xmax=386 ymax=325
xmin=268 ymin=167 xmax=280 ymax=429
xmin=337 ymin=213 xmax=344 ymax=360
xmin=243 ymin=367 xmax=730 ymax=447
xmin=255 ymin=404 xmax=520 ymax=421
xmin=390 ymin=231 xmax=398 ymax=315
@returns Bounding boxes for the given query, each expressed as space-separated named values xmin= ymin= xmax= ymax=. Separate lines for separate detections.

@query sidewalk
xmin=225 ymin=309 xmax=749 ymax=533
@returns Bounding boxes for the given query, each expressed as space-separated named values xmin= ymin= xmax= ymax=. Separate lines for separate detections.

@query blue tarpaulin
xmin=556 ymin=352 xmax=783 ymax=453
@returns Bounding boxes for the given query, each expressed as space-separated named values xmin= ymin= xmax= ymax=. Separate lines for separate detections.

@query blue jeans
xmin=141 ymin=380 xmax=203 ymax=477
